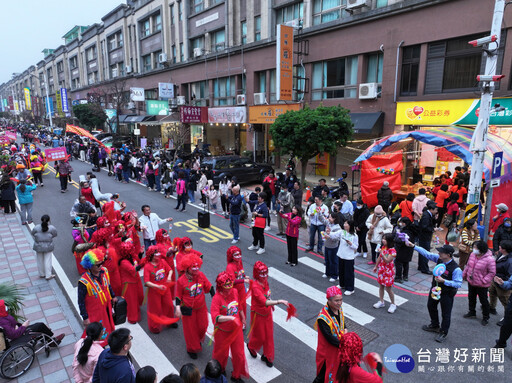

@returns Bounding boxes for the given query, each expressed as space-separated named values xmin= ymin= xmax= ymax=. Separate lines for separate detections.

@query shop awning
xmin=124 ymin=115 xmax=156 ymax=123
xmin=354 ymin=126 xmax=512 ymax=181
xmin=144 ymin=113 xmax=180 ymax=126
xmin=350 ymin=112 xmax=384 ymax=135
xmin=118 ymin=114 xmax=136 ymax=123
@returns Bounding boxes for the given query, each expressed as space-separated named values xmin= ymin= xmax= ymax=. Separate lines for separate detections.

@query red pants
xmin=74 ymin=253 xmax=87 ymax=275
xmin=182 ymin=305 xmax=208 ymax=352
xmin=147 ymin=288 xmax=174 ymax=333
xmin=248 ymin=311 xmax=274 ymax=362
xmin=236 ymin=284 xmax=247 ymax=321
xmin=124 ymin=281 xmax=143 ymax=324
xmin=213 ymin=327 xmax=249 ymax=379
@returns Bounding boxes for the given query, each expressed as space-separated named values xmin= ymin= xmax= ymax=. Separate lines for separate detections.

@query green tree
xmin=270 ymin=105 xmax=353 ymax=186
xmin=72 ymin=103 xmax=107 ymax=130
xmin=0 ymin=283 xmax=26 ymax=322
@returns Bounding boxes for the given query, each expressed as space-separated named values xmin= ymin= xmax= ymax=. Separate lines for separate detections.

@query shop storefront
xmin=180 ymin=106 xmax=208 ymax=152
xmin=207 ymin=106 xmax=247 ymax=155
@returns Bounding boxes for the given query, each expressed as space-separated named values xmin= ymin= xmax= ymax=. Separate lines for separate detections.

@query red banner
xmin=66 ymin=124 xmax=111 ymax=153
xmin=360 ymin=152 xmax=403 ymax=208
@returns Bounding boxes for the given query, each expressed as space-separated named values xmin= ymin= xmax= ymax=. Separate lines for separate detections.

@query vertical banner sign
xmin=14 ymin=100 xmax=19 ymax=114
xmin=23 ymin=87 xmax=32 ymax=110
xmin=8 ymin=96 xmax=14 ymax=111
xmin=276 ymin=24 xmax=294 ymax=101
xmin=61 ymin=88 xmax=69 ymax=113
xmin=3 ymin=99 xmax=7 ymax=111
xmin=45 ymin=96 xmax=54 ymax=116
xmin=55 ymin=89 xmax=63 ymax=115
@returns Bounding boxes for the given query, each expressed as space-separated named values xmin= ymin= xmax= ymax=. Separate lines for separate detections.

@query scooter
xmin=329 ymin=171 xmax=349 ymax=199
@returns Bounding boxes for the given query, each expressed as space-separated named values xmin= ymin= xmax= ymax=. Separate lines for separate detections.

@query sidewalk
xmin=0 ymin=212 xmax=82 ymax=383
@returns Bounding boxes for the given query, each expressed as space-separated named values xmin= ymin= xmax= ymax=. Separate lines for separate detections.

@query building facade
xmin=2 ymin=0 xmax=512 ymax=176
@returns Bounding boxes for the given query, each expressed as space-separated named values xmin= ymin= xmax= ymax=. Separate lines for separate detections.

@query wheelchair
xmin=0 ymin=326 xmax=61 ymax=379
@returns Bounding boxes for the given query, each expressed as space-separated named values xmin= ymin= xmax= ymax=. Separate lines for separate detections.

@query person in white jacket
xmin=139 ymin=204 xmax=173 ymax=250
xmin=197 ymin=170 xmax=208 ymax=206
xmin=365 ymin=205 xmax=393 ymax=265
xmin=326 ymin=220 xmax=359 ymax=295
xmin=206 ymin=181 xmax=220 ymax=211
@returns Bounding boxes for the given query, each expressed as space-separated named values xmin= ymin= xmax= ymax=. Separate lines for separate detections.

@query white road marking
xmin=298 ymin=257 xmax=408 ymax=306
xmin=268 ymin=267 xmax=375 ymax=325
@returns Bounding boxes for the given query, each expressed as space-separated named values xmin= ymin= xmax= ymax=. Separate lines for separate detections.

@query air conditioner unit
xmin=254 ymin=93 xmax=266 ymax=105
xmin=193 ymin=47 xmax=203 ymax=58
xmin=177 ymin=95 xmax=186 ymax=105
xmin=125 ymin=65 xmax=132 ymax=74
xmin=347 ymin=0 xmax=368 ymax=10
xmin=126 ymin=102 xmax=135 ymax=109
xmin=158 ymin=53 xmax=168 ymax=64
xmin=358 ymin=83 xmax=378 ymax=99
xmin=236 ymin=94 xmax=246 ymax=105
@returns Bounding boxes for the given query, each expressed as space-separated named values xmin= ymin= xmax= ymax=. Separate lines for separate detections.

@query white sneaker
xmin=256 ymin=248 xmax=266 ymax=255
xmin=355 ymin=252 xmax=362 ymax=257
xmin=322 ymin=274 xmax=328 ymax=279
xmin=344 ymin=290 xmax=355 ymax=296
xmin=329 ymin=278 xmax=336 ymax=282
xmin=363 ymin=253 xmax=368 ymax=258
xmin=373 ymin=301 xmax=385 ymax=309
xmin=388 ymin=304 xmax=397 ymax=313
xmin=231 ymin=239 xmax=239 ymax=244
xmin=264 ymin=226 xmax=271 ymax=231
xmin=248 ymin=245 xmax=259 ymax=251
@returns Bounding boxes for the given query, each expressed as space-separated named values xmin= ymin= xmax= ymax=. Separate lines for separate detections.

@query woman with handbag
xmin=458 ymin=219 xmax=480 ymax=270
xmin=248 ymin=192 xmax=269 ymax=255
xmin=175 ymin=254 xmax=214 ymax=359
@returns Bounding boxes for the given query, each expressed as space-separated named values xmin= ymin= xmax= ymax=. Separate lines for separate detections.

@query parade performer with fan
xmin=175 ymin=237 xmax=203 ymax=277
xmin=143 ymin=245 xmax=176 ymax=334
xmin=405 ymin=241 xmax=462 ymax=343
xmin=78 ymin=249 xmax=116 ymax=347
xmin=210 ymin=271 xmax=249 ymax=383
xmin=247 ymin=261 xmax=290 ymax=368
xmin=124 ymin=211 xmax=143 ymax=259
xmin=156 ymin=228 xmax=177 ymax=300
xmin=314 ymin=286 xmax=345 ymax=383
xmin=118 ymin=241 xmax=144 ymax=324
xmin=335 ymin=332 xmax=383 ymax=383
xmin=226 ymin=246 xmax=248 ymax=324
xmin=175 ymin=253 xmax=214 ymax=359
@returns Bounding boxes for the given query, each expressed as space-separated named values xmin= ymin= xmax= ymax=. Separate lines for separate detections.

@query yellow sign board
xmin=248 ymin=104 xmax=300 ymax=124
xmin=395 ymin=99 xmax=476 ymax=126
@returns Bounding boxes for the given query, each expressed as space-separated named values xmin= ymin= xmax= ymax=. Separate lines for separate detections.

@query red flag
xmin=147 ymin=312 xmax=180 ymax=325
xmin=66 ymin=124 xmax=111 ymax=154
xmin=286 ymin=303 xmax=297 ymax=321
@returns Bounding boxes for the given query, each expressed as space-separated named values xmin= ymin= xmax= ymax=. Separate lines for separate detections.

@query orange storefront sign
xmin=276 ymin=24 xmax=294 ymax=101
xmin=248 ymin=104 xmax=301 ymax=124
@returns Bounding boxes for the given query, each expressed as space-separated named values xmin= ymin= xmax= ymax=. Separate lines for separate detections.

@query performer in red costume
xmin=210 ymin=271 xmax=249 ymax=383
xmin=118 ymin=242 xmax=144 ymax=324
xmin=156 ymin=228 xmax=177 ymax=301
xmin=101 ymin=222 xmax=124 ymax=297
xmin=143 ymin=245 xmax=176 ymax=333
xmin=175 ymin=253 xmax=214 ymax=359
xmin=174 ymin=237 xmax=203 ymax=277
xmin=77 ymin=249 xmax=116 ymax=347
xmin=335 ymin=332 xmax=383 ymax=383
xmin=225 ymin=246 xmax=248 ymax=326
xmin=314 ymin=286 xmax=345 ymax=383
xmin=247 ymin=261 xmax=288 ymax=368
xmin=124 ymin=211 xmax=143 ymax=259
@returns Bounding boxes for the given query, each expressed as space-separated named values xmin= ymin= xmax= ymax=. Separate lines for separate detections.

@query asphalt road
xmin=28 ymin=157 xmax=511 ymax=383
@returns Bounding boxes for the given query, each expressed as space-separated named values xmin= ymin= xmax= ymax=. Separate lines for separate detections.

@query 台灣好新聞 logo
xmin=383 ymin=344 xmax=415 ymax=373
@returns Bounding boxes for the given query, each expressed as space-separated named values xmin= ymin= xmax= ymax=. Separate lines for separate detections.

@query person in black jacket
xmin=418 ymin=201 xmax=438 ymax=275
xmin=395 ymin=217 xmax=418 ymax=283
xmin=377 ymin=181 xmax=393 ymax=215
xmin=353 ymin=199 xmax=370 ymax=258
xmin=490 ymin=240 xmax=512 ymax=319
xmin=312 ymin=179 xmax=327 ymax=199
xmin=290 ymin=181 xmax=303 ymax=207
xmin=0 ymin=174 xmax=16 ymax=214
xmin=493 ymin=218 xmax=512 ymax=253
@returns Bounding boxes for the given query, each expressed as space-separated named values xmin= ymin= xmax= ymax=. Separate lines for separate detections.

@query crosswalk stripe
xmin=246 ymin=297 xmax=317 ymax=351
xmin=206 ymin=316 xmax=282 ymax=383
xmin=298 ymin=257 xmax=408 ymax=306
xmin=268 ymin=267 xmax=375 ymax=326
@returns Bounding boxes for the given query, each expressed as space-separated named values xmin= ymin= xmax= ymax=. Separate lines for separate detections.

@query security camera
xmin=469 ymin=35 xmax=497 ymax=47
xmin=477 ymin=74 xmax=505 ymax=82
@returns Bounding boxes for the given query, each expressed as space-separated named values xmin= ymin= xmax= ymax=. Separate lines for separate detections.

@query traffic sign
xmin=492 ymin=151 xmax=503 ymax=179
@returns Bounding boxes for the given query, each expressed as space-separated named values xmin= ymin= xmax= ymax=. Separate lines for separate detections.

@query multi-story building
xmin=2 ymin=0 xmax=512 ymax=177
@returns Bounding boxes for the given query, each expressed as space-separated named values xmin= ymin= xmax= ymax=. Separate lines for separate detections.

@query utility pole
xmin=43 ymin=71 xmax=53 ymax=129
xmin=464 ymin=0 xmax=506 ymax=237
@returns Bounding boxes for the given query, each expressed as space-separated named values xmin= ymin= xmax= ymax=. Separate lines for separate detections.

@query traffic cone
xmin=304 ymin=186 xmax=311 ymax=202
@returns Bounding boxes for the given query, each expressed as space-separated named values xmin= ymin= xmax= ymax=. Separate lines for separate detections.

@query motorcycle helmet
xmin=341 ymin=171 xmax=348 ymax=179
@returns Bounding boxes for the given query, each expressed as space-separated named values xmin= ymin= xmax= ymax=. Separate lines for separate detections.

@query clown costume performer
xmin=175 ymin=254 xmax=214 ymax=359
xmin=118 ymin=242 xmax=144 ymax=324
xmin=225 ymin=246 xmax=248 ymax=323
xmin=174 ymin=237 xmax=203 ymax=277
xmin=210 ymin=272 xmax=249 ymax=383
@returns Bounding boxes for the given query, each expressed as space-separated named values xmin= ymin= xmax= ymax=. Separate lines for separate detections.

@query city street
xmin=27 ymin=159 xmax=510 ymax=383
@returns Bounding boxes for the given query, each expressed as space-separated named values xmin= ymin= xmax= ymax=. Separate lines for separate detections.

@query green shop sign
xmin=146 ymin=100 xmax=169 ymax=115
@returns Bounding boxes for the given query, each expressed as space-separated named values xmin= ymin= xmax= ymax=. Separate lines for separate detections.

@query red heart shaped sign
xmin=413 ymin=106 xmax=424 ymax=116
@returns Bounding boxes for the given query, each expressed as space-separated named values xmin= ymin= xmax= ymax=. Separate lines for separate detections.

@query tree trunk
xmin=301 ymin=159 xmax=308 ymax=188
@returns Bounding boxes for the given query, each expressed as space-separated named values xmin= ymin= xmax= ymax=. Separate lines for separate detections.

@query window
xmin=87 ymin=71 xmax=97 ymax=85
xmin=142 ymin=54 xmax=152 ymax=72
xmin=69 ymin=56 xmax=78 ymax=69
xmin=108 ymin=32 xmax=123 ymax=51
xmin=110 ymin=64 xmax=119 ymax=78
xmin=170 ymin=4 xmax=175 ymax=25
xmin=71 ymin=78 xmax=80 ymax=90
xmin=293 ymin=65 xmax=306 ymax=101
xmin=400 ymin=45 xmax=420 ymax=96
xmin=312 ymin=56 xmax=358 ymax=100
xmin=191 ymin=36 xmax=205 ymax=51
xmin=366 ymin=53 xmax=383 ymax=84
xmin=153 ymin=13 xmax=162 ymax=32
xmin=212 ymin=29 xmax=225 ymax=52
xmin=154 ymin=50 xmax=163 ymax=69
xmin=213 ymin=76 xmax=236 ymax=106
xmin=47 ymin=68 xmax=53 ymax=80
xmin=179 ymin=1 xmax=183 ymax=20
xmin=190 ymin=80 xmax=209 ymax=106
xmin=254 ymin=16 xmax=261 ymax=41
xmin=256 ymin=71 xmax=266 ymax=93
xmin=180 ymin=43 xmax=184 ymax=61
xmin=313 ymin=0 xmax=346 ymax=25
xmin=56 ymin=61 xmax=64 ymax=73
xmin=376 ymin=0 xmax=388 ymax=7
xmin=172 ymin=45 xmax=177 ymax=64
xmin=269 ymin=69 xmax=276 ymax=103
xmin=241 ymin=21 xmax=247 ymax=45
xmin=141 ymin=19 xmax=150 ymax=37
xmin=191 ymin=0 xmax=204 ymax=13
xmin=86 ymin=46 xmax=97 ymax=61
xmin=425 ymin=35 xmax=484 ymax=93
xmin=276 ymin=2 xmax=303 ymax=25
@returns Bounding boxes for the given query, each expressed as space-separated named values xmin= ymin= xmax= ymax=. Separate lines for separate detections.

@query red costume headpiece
xmin=90 ymin=228 xmax=112 ymax=245
xmin=326 ymin=286 xmax=343 ymax=300
xmin=96 ymin=216 xmax=109 ymax=228
xmin=338 ymin=332 xmax=363 ymax=366
xmin=253 ymin=261 xmax=268 ymax=282
xmin=180 ymin=254 xmax=203 ymax=274
xmin=216 ymin=271 xmax=234 ymax=291
xmin=102 ymin=201 xmax=117 ymax=222
xmin=227 ymin=246 xmax=242 ymax=263
xmin=175 ymin=236 xmax=193 ymax=252
xmin=146 ymin=245 xmax=161 ymax=262
xmin=119 ymin=241 xmax=135 ymax=259
xmin=155 ymin=229 xmax=169 ymax=244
